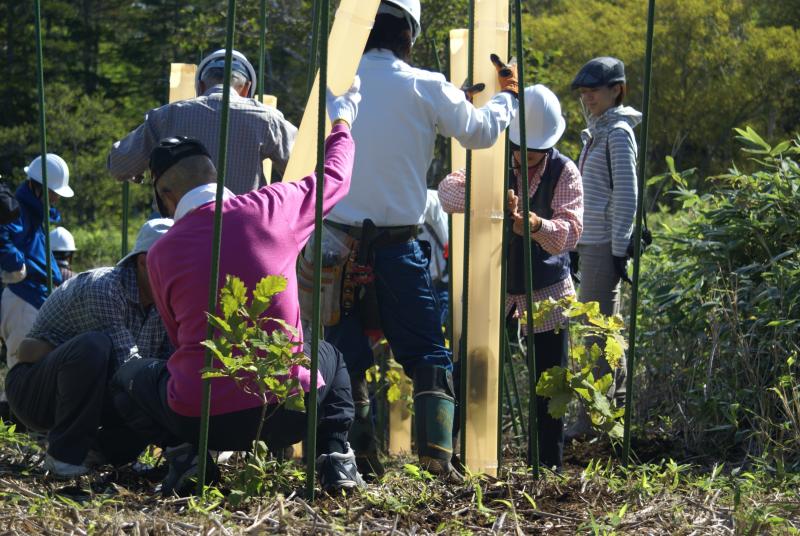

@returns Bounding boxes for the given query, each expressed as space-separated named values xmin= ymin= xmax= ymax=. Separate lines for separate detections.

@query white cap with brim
xmin=25 ymin=153 xmax=74 ymax=198
xmin=509 ymin=85 xmax=567 ymax=150
xmin=118 ymin=218 xmax=174 ymax=266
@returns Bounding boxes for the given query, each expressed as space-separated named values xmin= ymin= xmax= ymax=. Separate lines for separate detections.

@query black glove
xmin=613 ymin=255 xmax=632 ymax=284
xmin=460 ymin=80 xmax=486 ymax=103
xmin=569 ymin=251 xmax=580 ymax=284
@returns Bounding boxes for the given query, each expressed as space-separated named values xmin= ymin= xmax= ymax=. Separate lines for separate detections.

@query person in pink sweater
xmin=110 ymin=81 xmax=364 ymax=495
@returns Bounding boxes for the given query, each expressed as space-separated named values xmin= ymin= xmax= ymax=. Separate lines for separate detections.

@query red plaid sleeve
xmin=531 ymin=160 xmax=583 ymax=255
xmin=437 ymin=168 xmax=467 ymax=214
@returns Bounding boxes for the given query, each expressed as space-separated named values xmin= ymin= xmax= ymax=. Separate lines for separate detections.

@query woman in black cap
xmin=567 ymin=57 xmax=642 ymax=439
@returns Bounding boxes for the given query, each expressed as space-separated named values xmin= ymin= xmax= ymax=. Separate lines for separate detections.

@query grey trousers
xmin=577 ymin=243 xmax=627 ymax=401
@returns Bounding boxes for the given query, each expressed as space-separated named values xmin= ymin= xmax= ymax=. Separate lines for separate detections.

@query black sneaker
xmin=316 ymin=444 xmax=365 ymax=493
xmin=160 ymin=443 xmax=220 ymax=497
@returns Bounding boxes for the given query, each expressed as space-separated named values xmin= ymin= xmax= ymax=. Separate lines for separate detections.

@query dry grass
xmin=2 ymin=436 xmax=799 ymax=535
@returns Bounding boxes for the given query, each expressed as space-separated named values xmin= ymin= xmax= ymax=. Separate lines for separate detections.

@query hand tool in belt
xmin=340 ymin=219 xmax=378 ymax=317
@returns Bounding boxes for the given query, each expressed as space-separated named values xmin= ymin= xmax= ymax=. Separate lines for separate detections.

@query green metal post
xmin=306 ymin=0 xmax=321 ymax=95
xmin=121 ymin=183 xmax=130 ymax=258
xmin=458 ymin=0 xmax=475 ymax=466
xmin=258 ymin=0 xmax=267 ymax=101
xmin=622 ymin=0 xmax=656 ymax=466
xmin=512 ymin=0 xmax=539 ymax=476
xmin=196 ymin=0 xmax=237 ymax=495
xmin=504 ymin=330 xmax=527 ymax=437
xmin=33 ymin=0 xmax=53 ymax=294
xmin=502 ymin=360 xmax=521 ymax=445
xmin=305 ymin=0 xmax=329 ymax=500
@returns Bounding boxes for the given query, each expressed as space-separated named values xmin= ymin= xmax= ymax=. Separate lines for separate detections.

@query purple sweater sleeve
xmin=270 ymin=124 xmax=355 ymax=248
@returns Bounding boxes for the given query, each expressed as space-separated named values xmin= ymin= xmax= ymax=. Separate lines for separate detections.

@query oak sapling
xmin=201 ymin=274 xmax=309 ymax=453
xmin=523 ymin=296 xmax=627 ymax=440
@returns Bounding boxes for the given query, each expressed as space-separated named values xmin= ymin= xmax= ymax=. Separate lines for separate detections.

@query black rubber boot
xmin=348 ymin=372 xmax=384 ymax=480
xmin=413 ymin=365 xmax=463 ymax=482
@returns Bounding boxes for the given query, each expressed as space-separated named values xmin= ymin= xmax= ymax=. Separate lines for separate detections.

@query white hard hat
xmin=509 ymin=85 xmax=567 ymax=150
xmin=379 ymin=0 xmax=421 ymax=43
xmin=24 ymin=153 xmax=74 ymax=198
xmin=195 ymin=49 xmax=258 ymax=98
xmin=50 ymin=226 xmax=76 ymax=252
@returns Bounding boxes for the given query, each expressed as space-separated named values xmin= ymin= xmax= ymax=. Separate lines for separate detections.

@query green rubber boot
xmin=348 ymin=372 xmax=385 ymax=480
xmin=413 ymin=366 xmax=464 ymax=483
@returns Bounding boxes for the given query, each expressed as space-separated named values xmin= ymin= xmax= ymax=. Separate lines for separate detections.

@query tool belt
xmin=297 ymin=220 xmax=420 ymax=334
xmin=325 ymin=221 xmax=421 ymax=246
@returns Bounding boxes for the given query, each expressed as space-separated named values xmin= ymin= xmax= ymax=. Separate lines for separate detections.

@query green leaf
xmin=220 ymin=275 xmax=248 ymax=318
xmin=285 ymin=393 xmax=306 ymax=413
xmin=255 ymin=275 xmax=288 ymax=302
xmin=604 ymin=335 xmax=625 ymax=369
xmin=207 ymin=314 xmax=233 ymax=336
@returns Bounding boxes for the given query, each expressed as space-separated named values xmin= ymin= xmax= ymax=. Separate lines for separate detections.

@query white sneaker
xmin=44 ymin=454 xmax=89 ymax=478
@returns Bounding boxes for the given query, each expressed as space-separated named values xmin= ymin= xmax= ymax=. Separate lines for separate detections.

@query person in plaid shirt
xmin=4 ymin=219 xmax=172 ymax=478
xmin=438 ymin=85 xmax=583 ymax=471
xmin=107 ymin=49 xmax=296 ymax=193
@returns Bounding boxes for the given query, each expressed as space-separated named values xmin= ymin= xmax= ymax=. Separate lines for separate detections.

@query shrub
xmin=637 ymin=129 xmax=800 ymax=467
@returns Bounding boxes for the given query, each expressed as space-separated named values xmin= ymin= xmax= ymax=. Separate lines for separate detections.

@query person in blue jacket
xmin=0 ymin=154 xmax=73 ymax=370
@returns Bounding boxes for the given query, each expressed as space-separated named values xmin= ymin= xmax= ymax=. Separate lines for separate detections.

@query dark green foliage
xmin=638 ymin=129 xmax=800 ymax=466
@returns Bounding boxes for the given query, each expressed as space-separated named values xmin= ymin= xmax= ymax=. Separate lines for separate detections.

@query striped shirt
xmin=576 ymin=105 xmax=641 ymax=257
xmin=28 ymin=262 xmax=172 ymax=369
xmin=108 ymin=86 xmax=297 ymax=194
xmin=438 ymin=156 xmax=583 ymax=333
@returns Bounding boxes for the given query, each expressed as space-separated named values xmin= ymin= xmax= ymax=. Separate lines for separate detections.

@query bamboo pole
xmin=33 ymin=0 xmax=53 ymax=294
xmin=511 ymin=0 xmax=540 ymax=476
xmin=121 ymin=183 xmax=129 ymax=257
xmin=622 ymin=0 xmax=657 ymax=466
xmin=196 ymin=0 xmax=237 ymax=495
xmin=305 ymin=0 xmax=329 ymax=500
xmin=258 ymin=0 xmax=267 ymax=102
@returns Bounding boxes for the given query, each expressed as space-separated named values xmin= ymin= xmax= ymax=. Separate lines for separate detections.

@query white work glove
xmin=326 ymin=76 xmax=361 ymax=128
xmin=1 ymin=264 xmax=26 ymax=284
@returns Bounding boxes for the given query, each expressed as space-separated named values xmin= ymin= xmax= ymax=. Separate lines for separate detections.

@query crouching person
xmin=111 ymin=81 xmax=364 ymax=496
xmin=5 ymin=219 xmax=173 ymax=477
xmin=439 ymin=85 xmax=583 ymax=471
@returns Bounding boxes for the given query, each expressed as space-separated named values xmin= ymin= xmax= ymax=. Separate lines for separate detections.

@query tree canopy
xmin=0 ymin=0 xmax=797 ymax=228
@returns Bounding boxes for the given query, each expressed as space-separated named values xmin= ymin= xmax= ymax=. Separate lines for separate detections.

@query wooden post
xmin=463 ymin=0 xmax=509 ymax=477
xmin=388 ymin=357 xmax=413 ymax=455
xmin=260 ymin=95 xmax=278 ymax=183
xmin=169 ymin=63 xmax=197 ymax=102
xmin=282 ymin=0 xmax=381 ymax=182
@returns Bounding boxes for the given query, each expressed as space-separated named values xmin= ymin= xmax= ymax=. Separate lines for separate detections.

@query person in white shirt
xmin=419 ymin=189 xmax=449 ymax=326
xmin=322 ymin=0 xmax=518 ymax=481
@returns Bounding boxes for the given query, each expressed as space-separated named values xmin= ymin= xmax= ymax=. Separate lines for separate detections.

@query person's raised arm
xmin=435 ymin=55 xmax=518 ymax=150
xmin=107 ymin=109 xmax=162 ymax=183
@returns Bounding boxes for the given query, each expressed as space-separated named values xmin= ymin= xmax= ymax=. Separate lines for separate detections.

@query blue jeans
xmin=325 ymin=240 xmax=451 ymax=378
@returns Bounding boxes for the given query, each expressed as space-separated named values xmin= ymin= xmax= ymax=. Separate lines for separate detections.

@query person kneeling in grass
xmin=110 ymin=80 xmax=364 ymax=496
xmin=438 ymin=85 xmax=583 ymax=471
xmin=6 ymin=219 xmax=173 ymax=477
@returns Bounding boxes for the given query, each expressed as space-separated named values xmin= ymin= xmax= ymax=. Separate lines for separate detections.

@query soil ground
xmin=1 ymin=430 xmax=798 ymax=535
